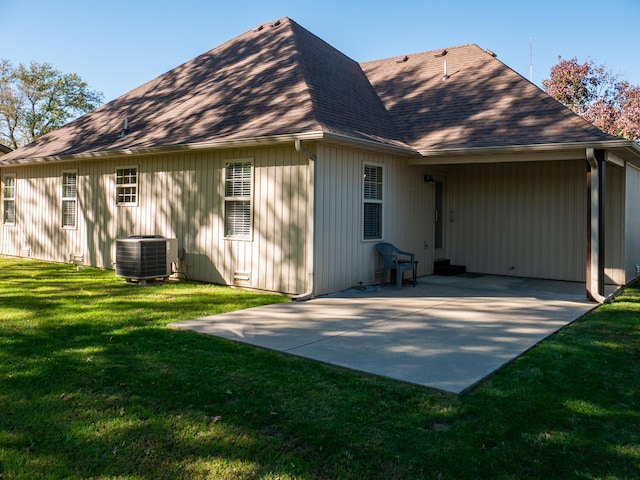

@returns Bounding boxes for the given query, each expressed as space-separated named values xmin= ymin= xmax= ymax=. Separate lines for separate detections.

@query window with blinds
xmin=224 ymin=161 xmax=252 ymax=238
xmin=363 ymin=163 xmax=383 ymax=240
xmin=116 ymin=167 xmax=138 ymax=205
xmin=2 ymin=174 xmax=16 ymax=225
xmin=62 ymin=171 xmax=77 ymax=228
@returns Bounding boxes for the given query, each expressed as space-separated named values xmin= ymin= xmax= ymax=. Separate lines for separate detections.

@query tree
xmin=0 ymin=60 xmax=103 ymax=149
xmin=542 ymin=57 xmax=640 ymax=141
xmin=0 ymin=60 xmax=21 ymax=149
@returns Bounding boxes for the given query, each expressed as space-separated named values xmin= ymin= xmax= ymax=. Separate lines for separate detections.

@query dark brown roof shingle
xmin=361 ymin=44 xmax=617 ymax=151
xmin=1 ymin=18 xmax=404 ymax=163
xmin=1 ymin=19 xmax=623 ymax=164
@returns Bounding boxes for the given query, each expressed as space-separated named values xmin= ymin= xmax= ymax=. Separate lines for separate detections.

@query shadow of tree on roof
xmin=7 ymin=18 xmax=408 ymax=162
xmin=361 ymin=46 xmax=613 ymax=151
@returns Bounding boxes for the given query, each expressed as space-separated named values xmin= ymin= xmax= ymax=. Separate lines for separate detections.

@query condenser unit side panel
xmin=115 ymin=240 xmax=143 ymax=278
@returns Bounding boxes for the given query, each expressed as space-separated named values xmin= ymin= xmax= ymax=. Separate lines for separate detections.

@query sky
xmin=2 ymin=0 xmax=639 ymax=104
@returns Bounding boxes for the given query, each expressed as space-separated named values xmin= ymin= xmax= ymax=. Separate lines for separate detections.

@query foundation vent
xmin=69 ymin=253 xmax=84 ymax=265
xmin=233 ymin=271 xmax=251 ymax=284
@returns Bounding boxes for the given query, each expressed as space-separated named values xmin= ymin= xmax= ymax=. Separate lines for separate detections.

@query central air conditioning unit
xmin=115 ymin=236 xmax=177 ymax=283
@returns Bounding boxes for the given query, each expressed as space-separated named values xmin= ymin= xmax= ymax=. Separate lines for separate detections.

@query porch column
xmin=586 ymin=148 xmax=606 ymax=302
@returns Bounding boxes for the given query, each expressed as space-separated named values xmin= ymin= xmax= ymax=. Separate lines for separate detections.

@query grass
xmin=0 ymin=258 xmax=639 ymax=479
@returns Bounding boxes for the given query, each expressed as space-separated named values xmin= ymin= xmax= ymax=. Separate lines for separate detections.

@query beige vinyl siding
xmin=447 ymin=160 xmax=587 ymax=282
xmin=313 ymin=144 xmax=432 ymax=295
xmin=625 ymin=163 xmax=640 ymax=282
xmin=82 ymin=159 xmax=117 ymax=268
xmin=604 ymin=163 xmax=625 ymax=285
xmin=0 ymin=163 xmax=87 ymax=262
xmin=0 ymin=145 xmax=310 ymax=294
xmin=314 ymin=144 xmax=361 ymax=294
xmin=0 ymin=172 xmax=18 ymax=256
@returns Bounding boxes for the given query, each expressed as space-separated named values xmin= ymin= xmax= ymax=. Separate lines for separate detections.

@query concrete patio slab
xmin=169 ymin=275 xmax=614 ymax=393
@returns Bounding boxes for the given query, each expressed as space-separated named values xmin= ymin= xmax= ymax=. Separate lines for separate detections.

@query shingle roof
xmin=0 ymin=18 xmax=405 ymax=163
xmin=0 ymin=18 xmax=624 ymax=164
xmin=360 ymin=44 xmax=617 ymax=151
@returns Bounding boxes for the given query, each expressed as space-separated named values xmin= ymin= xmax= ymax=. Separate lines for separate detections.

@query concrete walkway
xmin=169 ymin=275 xmax=613 ymax=394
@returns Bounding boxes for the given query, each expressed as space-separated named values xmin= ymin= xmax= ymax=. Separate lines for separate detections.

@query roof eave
xmin=413 ymin=140 xmax=640 ymax=166
xmin=0 ymin=132 xmax=327 ymax=166
xmin=0 ymin=130 xmax=418 ymax=167
xmin=320 ymin=131 xmax=417 ymax=157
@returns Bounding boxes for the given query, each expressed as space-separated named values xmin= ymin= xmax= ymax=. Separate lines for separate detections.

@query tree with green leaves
xmin=0 ymin=60 xmax=103 ymax=149
xmin=543 ymin=57 xmax=640 ymax=141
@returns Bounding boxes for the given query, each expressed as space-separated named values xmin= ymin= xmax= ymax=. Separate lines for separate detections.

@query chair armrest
xmin=396 ymin=250 xmax=415 ymax=263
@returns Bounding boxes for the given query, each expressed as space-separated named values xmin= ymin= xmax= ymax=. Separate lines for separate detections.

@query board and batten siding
xmin=0 ymin=145 xmax=311 ymax=294
xmin=313 ymin=144 xmax=433 ymax=295
xmin=447 ymin=160 xmax=588 ymax=282
xmin=0 ymin=162 xmax=91 ymax=263
xmin=624 ymin=163 xmax=640 ymax=283
xmin=604 ymin=163 xmax=625 ymax=285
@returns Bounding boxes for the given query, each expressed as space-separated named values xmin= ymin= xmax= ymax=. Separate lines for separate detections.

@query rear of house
xmin=1 ymin=145 xmax=312 ymax=294
xmin=3 ymin=139 xmax=640 ymax=298
xmin=2 ymin=17 xmax=640 ymax=298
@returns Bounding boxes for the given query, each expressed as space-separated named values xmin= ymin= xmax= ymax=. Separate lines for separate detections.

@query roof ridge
xmin=361 ymin=43 xmax=483 ymax=65
xmin=1 ymin=18 xmax=628 ymax=164
xmin=286 ymin=18 xmax=409 ymax=147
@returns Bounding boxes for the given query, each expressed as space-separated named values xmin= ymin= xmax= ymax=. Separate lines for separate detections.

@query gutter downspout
xmin=586 ymin=147 xmax=606 ymax=303
xmin=291 ymin=139 xmax=316 ymax=301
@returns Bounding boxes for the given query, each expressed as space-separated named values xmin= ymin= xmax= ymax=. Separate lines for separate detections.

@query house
xmin=1 ymin=17 xmax=640 ymax=300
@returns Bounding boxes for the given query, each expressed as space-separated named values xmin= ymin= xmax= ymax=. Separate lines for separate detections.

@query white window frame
xmin=224 ymin=160 xmax=253 ymax=239
xmin=116 ymin=166 xmax=138 ymax=206
xmin=61 ymin=170 xmax=78 ymax=229
xmin=2 ymin=174 xmax=16 ymax=226
xmin=362 ymin=162 xmax=383 ymax=241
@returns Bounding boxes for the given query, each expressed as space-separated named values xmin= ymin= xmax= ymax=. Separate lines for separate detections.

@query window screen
xmin=363 ymin=164 xmax=383 ymax=240
xmin=62 ymin=171 xmax=77 ymax=228
xmin=2 ymin=175 xmax=16 ymax=225
xmin=224 ymin=161 xmax=252 ymax=238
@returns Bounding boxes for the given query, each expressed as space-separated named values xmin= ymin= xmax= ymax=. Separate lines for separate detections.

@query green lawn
xmin=1 ymin=258 xmax=639 ymax=479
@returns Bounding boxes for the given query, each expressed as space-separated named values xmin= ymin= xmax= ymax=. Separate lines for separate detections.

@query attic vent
xmin=485 ymin=49 xmax=497 ymax=57
xmin=271 ymin=20 xmax=281 ymax=28
xmin=434 ymin=49 xmax=447 ymax=58
xmin=255 ymin=25 xmax=264 ymax=31
xmin=396 ymin=55 xmax=409 ymax=63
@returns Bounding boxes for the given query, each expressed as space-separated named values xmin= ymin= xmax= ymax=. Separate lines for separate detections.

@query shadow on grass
xmin=450 ymin=297 xmax=640 ymax=478
xmin=1 ymin=259 xmax=639 ymax=479
xmin=2 ymin=315 xmax=456 ymax=478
